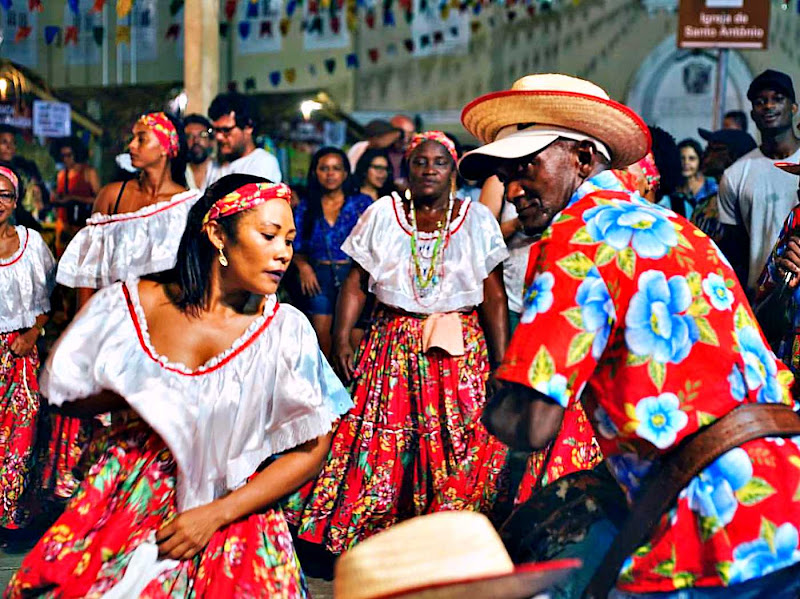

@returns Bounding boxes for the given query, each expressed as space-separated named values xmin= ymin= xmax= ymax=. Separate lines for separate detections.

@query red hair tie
xmin=202 ymin=182 xmax=292 ymax=227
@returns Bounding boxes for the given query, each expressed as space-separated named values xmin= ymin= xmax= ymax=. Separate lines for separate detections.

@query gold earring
xmin=217 ymin=246 xmax=228 ymax=267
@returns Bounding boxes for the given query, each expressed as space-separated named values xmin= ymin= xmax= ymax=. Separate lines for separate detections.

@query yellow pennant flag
xmin=117 ymin=0 xmax=134 ymax=19
xmin=116 ymin=25 xmax=131 ymax=44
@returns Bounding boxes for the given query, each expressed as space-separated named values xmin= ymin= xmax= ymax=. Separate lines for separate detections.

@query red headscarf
xmin=137 ymin=112 xmax=180 ymax=159
xmin=405 ymin=131 xmax=458 ymax=164
xmin=202 ymin=182 xmax=292 ymax=227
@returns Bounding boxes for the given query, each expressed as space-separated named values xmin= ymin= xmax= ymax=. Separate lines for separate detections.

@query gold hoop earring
xmin=218 ymin=246 xmax=228 ymax=267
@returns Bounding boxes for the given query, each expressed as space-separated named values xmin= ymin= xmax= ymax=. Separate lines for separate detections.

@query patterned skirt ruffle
xmin=39 ymin=413 xmax=91 ymax=500
xmin=284 ymin=310 xmax=509 ymax=554
xmin=6 ymin=414 xmax=308 ymax=599
xmin=0 ymin=331 xmax=41 ymax=529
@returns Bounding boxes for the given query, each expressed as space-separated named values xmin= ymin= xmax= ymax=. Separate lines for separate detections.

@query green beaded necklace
xmin=408 ymin=192 xmax=454 ymax=291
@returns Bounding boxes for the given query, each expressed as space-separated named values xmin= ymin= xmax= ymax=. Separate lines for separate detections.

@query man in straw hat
xmin=460 ymin=74 xmax=800 ymax=598
xmin=333 ymin=511 xmax=580 ymax=599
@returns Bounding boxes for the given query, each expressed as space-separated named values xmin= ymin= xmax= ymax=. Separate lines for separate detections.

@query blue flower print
xmin=625 ymin=271 xmax=699 ymax=364
xmin=583 ymin=201 xmax=678 ymax=259
xmin=634 ymin=392 xmax=689 ymax=449
xmin=576 ymin=268 xmax=616 ymax=359
xmin=729 ymin=523 xmax=800 ymax=585
xmin=737 ymin=325 xmax=782 ymax=404
xmin=702 ymin=273 xmax=734 ymax=311
xmin=521 ymin=272 xmax=555 ymax=325
xmin=686 ymin=448 xmax=753 ymax=527
xmin=728 ymin=365 xmax=746 ymax=401
xmin=533 ymin=374 xmax=570 ymax=407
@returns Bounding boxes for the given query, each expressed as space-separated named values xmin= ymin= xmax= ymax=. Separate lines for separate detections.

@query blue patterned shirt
xmin=293 ymin=193 xmax=374 ymax=262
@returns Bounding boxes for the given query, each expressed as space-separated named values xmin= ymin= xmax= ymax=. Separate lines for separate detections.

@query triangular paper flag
xmin=324 ymin=58 xmax=336 ymax=74
xmin=64 ymin=25 xmax=79 ymax=45
xmin=14 ymin=26 xmax=32 ymax=42
xmin=28 ymin=0 xmax=43 ymax=12
xmin=219 ymin=22 xmax=230 ymax=37
xmin=368 ymin=48 xmax=379 ymax=63
xmin=44 ymin=26 xmax=61 ymax=45
xmin=90 ymin=0 xmax=106 ymax=13
xmin=67 ymin=0 xmax=80 ymax=15
xmin=238 ymin=21 xmax=251 ymax=39
xmin=115 ymin=25 xmax=131 ymax=44
xmin=403 ymin=38 xmax=414 ymax=52
xmin=247 ymin=0 xmax=258 ymax=17
xmin=330 ymin=15 xmax=340 ymax=33
xmin=269 ymin=71 xmax=281 ymax=86
xmin=260 ymin=20 xmax=272 ymax=36
xmin=286 ymin=0 xmax=298 ymax=16
xmin=165 ymin=23 xmax=180 ymax=40
xmin=284 ymin=68 xmax=296 ymax=83
xmin=92 ymin=26 xmax=104 ymax=46
xmin=245 ymin=76 xmax=257 ymax=90
xmin=345 ymin=53 xmax=358 ymax=68
xmin=224 ymin=0 xmax=238 ymax=20
xmin=169 ymin=0 xmax=184 ymax=16
xmin=116 ymin=0 xmax=133 ymax=19
xmin=279 ymin=17 xmax=290 ymax=35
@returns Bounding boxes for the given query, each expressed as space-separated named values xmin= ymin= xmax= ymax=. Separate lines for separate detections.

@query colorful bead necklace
xmin=408 ymin=191 xmax=454 ymax=297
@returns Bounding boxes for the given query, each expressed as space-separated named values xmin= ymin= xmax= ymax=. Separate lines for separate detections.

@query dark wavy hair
xmin=301 ymin=147 xmax=353 ymax=243
xmin=678 ymin=138 xmax=704 ymax=164
xmin=52 ymin=136 xmax=89 ymax=163
xmin=135 ymin=111 xmax=188 ymax=188
xmin=168 ymin=173 xmax=268 ymax=313
xmin=0 ymin=160 xmax=39 ymax=232
xmin=353 ymin=148 xmax=394 ymax=197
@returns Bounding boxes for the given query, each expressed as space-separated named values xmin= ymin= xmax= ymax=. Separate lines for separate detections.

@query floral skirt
xmin=284 ymin=310 xmax=509 ymax=554
xmin=39 ymin=413 xmax=92 ymax=500
xmin=0 ymin=331 xmax=41 ymax=529
xmin=6 ymin=414 xmax=308 ymax=599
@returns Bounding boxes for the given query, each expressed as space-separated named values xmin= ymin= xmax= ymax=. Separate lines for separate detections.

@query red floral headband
xmin=202 ymin=182 xmax=292 ymax=227
xmin=137 ymin=112 xmax=180 ymax=159
xmin=0 ymin=166 xmax=18 ymax=196
xmin=406 ymin=131 xmax=458 ymax=164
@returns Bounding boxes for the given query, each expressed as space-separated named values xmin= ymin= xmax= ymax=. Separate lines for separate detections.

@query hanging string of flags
xmin=3 ymin=0 xmax=566 ymax=87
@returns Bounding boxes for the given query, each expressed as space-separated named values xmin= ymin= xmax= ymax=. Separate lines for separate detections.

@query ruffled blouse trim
xmin=390 ymin=192 xmax=471 ymax=239
xmin=0 ymin=226 xmax=27 ymax=267
xmin=85 ymin=190 xmax=198 ymax=226
xmin=122 ymin=281 xmax=278 ymax=376
xmin=0 ymin=227 xmax=55 ymax=333
xmin=56 ymin=190 xmax=201 ymax=289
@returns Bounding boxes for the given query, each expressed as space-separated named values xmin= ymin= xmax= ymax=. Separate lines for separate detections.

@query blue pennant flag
xmin=44 ymin=25 xmax=61 ymax=45
xmin=269 ymin=71 xmax=281 ymax=86
xmin=67 ymin=0 xmax=80 ymax=15
xmin=239 ymin=21 xmax=251 ymax=38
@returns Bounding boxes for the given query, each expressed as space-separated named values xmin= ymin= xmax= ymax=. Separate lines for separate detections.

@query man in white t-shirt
xmin=718 ymin=69 xmax=800 ymax=293
xmin=207 ymin=93 xmax=282 ymax=184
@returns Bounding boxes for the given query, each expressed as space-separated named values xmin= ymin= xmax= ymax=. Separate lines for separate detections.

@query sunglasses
xmin=213 ymin=125 xmax=239 ymax=136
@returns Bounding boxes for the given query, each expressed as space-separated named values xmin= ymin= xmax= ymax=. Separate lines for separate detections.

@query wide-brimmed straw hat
xmin=333 ymin=511 xmax=580 ymax=599
xmin=459 ymin=74 xmax=650 ymax=179
xmin=775 ymin=162 xmax=800 ymax=175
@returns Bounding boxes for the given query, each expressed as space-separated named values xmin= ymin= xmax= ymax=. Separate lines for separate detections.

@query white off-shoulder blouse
xmin=56 ymin=190 xmax=200 ymax=289
xmin=342 ymin=193 xmax=509 ymax=314
xmin=0 ymin=226 xmax=55 ymax=333
xmin=41 ymin=279 xmax=353 ymax=511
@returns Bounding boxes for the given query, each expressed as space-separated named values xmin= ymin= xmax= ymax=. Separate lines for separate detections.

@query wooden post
xmin=184 ymin=0 xmax=220 ymax=115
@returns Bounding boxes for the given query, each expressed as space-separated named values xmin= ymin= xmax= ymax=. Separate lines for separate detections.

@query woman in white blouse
xmin=286 ymin=132 xmax=510 ymax=554
xmin=0 ymin=164 xmax=55 ymax=532
xmin=7 ymin=175 xmax=351 ymax=598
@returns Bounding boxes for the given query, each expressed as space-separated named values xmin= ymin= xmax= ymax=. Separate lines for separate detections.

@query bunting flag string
xmin=165 ymin=23 xmax=180 ymax=40
xmin=14 ymin=25 xmax=32 ymax=42
xmin=44 ymin=25 xmax=61 ymax=45
xmin=116 ymin=0 xmax=133 ymax=19
xmin=64 ymin=25 xmax=79 ymax=45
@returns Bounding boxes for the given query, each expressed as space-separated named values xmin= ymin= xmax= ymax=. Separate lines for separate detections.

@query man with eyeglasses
xmin=183 ymin=113 xmax=217 ymax=193
xmin=207 ymin=93 xmax=282 ymax=185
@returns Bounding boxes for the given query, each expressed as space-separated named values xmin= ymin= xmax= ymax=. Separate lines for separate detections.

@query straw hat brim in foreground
xmin=775 ymin=161 xmax=800 ymax=175
xmin=360 ymin=558 xmax=581 ymax=599
xmin=461 ymin=89 xmax=650 ymax=170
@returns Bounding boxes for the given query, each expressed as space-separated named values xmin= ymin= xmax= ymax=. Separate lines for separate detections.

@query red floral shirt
xmin=497 ymin=171 xmax=800 ymax=592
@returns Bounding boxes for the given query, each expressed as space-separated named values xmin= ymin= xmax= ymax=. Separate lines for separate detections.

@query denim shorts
xmin=307 ymin=262 xmax=351 ymax=316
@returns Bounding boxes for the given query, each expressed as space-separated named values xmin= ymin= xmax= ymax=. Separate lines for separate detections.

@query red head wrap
xmin=405 ymin=131 xmax=458 ymax=164
xmin=137 ymin=112 xmax=180 ymax=159
xmin=0 ymin=166 xmax=18 ymax=196
xmin=202 ymin=182 xmax=292 ymax=227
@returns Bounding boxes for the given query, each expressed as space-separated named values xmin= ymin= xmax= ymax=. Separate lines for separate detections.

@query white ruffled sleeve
xmin=468 ymin=201 xmax=509 ymax=278
xmin=0 ymin=227 xmax=55 ymax=332
xmin=341 ymin=197 xmax=388 ymax=277
xmin=40 ymin=283 xmax=130 ymax=404
xmin=56 ymin=191 xmax=200 ymax=288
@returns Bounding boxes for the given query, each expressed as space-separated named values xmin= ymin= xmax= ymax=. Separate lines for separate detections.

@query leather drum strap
xmin=585 ymin=403 xmax=800 ymax=599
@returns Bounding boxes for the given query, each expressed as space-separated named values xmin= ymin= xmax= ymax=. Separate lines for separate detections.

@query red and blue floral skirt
xmin=0 ymin=331 xmax=42 ymax=529
xmin=284 ymin=310 xmax=509 ymax=554
xmin=6 ymin=414 xmax=308 ymax=598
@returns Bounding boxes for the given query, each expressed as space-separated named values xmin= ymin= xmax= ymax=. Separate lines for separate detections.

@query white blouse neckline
xmin=390 ymin=192 xmax=471 ymax=240
xmin=123 ymin=280 xmax=278 ymax=376
xmin=0 ymin=226 xmax=26 ymax=266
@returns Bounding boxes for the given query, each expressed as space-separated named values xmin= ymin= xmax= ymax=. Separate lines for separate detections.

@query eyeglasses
xmin=369 ymin=164 xmax=389 ymax=172
xmin=0 ymin=192 xmax=17 ymax=204
xmin=186 ymin=130 xmax=212 ymax=141
xmin=409 ymin=157 xmax=452 ymax=170
xmin=213 ymin=125 xmax=238 ymax=136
